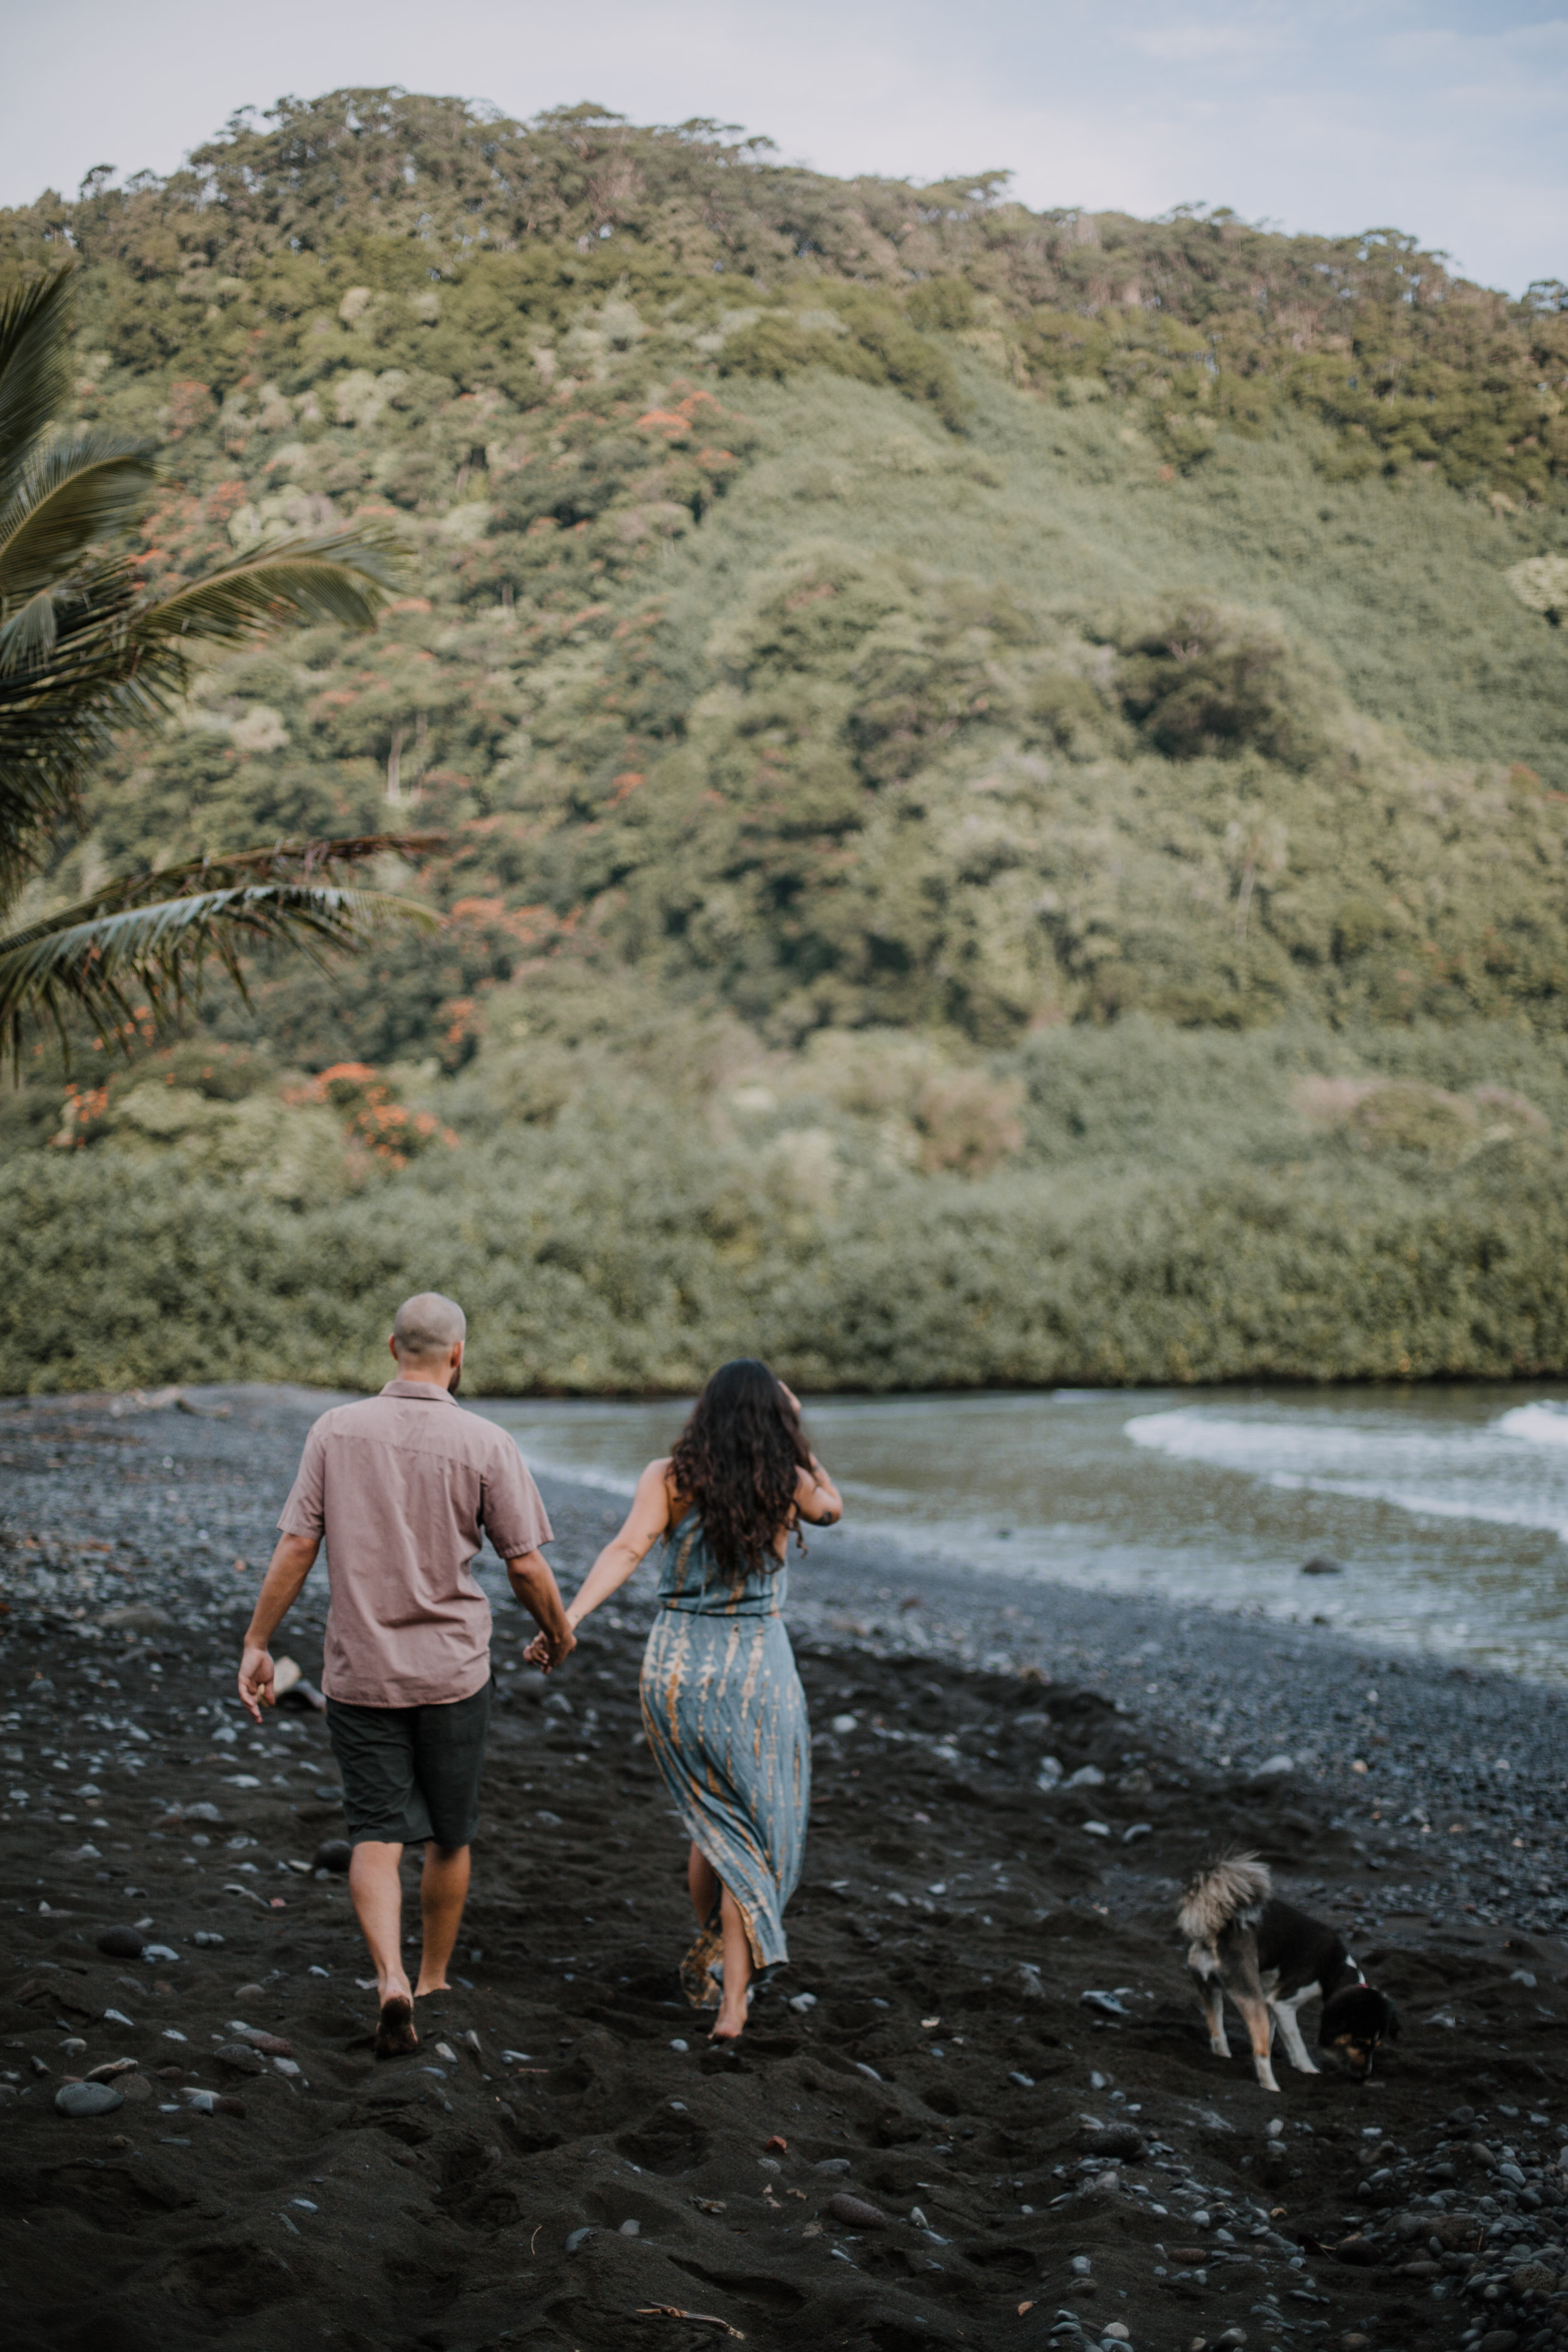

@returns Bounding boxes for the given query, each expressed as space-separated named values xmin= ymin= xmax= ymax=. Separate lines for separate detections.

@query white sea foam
xmin=1123 ymin=1409 xmax=1432 ymax=1473
xmin=1125 ymin=1405 xmax=1568 ymax=1540
xmin=1498 ymin=1402 xmax=1568 ymax=1447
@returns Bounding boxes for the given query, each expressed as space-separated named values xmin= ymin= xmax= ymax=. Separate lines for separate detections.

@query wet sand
xmin=4 ymin=1384 xmax=1568 ymax=2352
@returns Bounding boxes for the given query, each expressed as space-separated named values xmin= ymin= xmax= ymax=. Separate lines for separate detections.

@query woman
xmin=547 ymin=1360 xmax=841 ymax=2040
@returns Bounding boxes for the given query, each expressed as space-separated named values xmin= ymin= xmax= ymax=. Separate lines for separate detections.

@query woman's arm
xmin=564 ymin=1458 xmax=677 ymax=1631
xmin=778 ymin=1383 xmax=842 ymax=1528
xmin=794 ymin=1453 xmax=843 ymax=1527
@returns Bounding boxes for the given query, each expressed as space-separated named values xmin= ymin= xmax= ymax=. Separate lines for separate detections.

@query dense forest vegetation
xmin=3 ymin=89 xmax=1567 ymax=1393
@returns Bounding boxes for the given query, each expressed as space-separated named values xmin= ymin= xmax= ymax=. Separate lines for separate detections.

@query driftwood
xmin=635 ymin=2310 xmax=746 ymax=2341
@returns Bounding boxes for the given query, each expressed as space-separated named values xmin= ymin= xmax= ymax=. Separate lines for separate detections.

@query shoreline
xmin=4 ymin=1382 xmax=1568 ymax=2352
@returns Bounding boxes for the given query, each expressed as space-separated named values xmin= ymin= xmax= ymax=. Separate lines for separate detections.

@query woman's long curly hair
xmin=669 ymin=1358 xmax=811 ymax=1582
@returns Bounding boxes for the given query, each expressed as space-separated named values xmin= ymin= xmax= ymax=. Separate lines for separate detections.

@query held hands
xmin=238 ymin=1643 xmax=276 ymax=1724
xmin=523 ymin=1623 xmax=577 ymax=1674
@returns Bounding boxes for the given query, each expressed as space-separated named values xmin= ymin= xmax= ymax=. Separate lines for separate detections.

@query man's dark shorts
xmin=326 ymin=1678 xmax=492 ymax=1850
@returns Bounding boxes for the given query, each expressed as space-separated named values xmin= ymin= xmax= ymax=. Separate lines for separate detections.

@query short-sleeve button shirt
xmin=278 ymin=1380 xmax=553 ymax=1707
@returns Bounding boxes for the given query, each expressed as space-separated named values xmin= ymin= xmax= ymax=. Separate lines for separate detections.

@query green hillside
xmin=4 ymin=90 xmax=1568 ymax=1394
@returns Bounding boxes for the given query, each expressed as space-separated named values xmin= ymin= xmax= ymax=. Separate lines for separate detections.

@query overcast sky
xmin=2 ymin=0 xmax=1563 ymax=295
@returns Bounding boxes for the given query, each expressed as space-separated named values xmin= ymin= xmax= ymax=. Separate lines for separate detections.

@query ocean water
xmin=475 ymin=1385 xmax=1568 ymax=1681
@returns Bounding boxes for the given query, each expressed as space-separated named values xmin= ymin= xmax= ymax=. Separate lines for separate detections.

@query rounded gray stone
xmin=214 ymin=2042 xmax=267 ymax=2075
xmin=55 ymin=2080 xmax=124 ymax=2117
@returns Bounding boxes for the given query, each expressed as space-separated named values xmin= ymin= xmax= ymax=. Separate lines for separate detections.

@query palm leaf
xmin=0 ymin=262 xmax=423 ymax=1041
xmin=0 ymin=433 xmax=160 ymax=607
xmin=0 ymin=832 xmax=447 ymax=950
xmin=0 ymin=866 xmax=438 ymax=1070
xmin=0 ymin=536 xmax=406 ymax=896
xmin=0 ymin=589 xmax=60 ymax=675
xmin=0 ymin=268 xmax=76 ymax=475
xmin=137 ymin=526 xmax=405 ymax=643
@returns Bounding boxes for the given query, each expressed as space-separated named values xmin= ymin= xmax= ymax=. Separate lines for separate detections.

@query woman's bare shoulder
xmin=639 ymin=1458 xmax=685 ymax=1512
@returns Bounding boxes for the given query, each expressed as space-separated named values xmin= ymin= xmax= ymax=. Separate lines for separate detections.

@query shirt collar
xmin=380 ymin=1379 xmax=457 ymax=1403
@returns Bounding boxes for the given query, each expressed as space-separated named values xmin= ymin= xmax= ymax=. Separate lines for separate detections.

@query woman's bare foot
xmin=374 ymin=1994 xmax=418 ymax=2058
xmin=709 ymin=2000 xmax=747 ymax=2043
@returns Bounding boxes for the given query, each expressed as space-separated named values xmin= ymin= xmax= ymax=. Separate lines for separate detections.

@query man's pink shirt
xmin=278 ymin=1379 xmax=553 ymax=1708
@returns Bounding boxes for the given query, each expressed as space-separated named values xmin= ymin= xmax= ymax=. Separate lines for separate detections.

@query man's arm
xmin=238 ymin=1534 xmax=319 ymax=1723
xmin=506 ymin=1549 xmax=575 ymax=1672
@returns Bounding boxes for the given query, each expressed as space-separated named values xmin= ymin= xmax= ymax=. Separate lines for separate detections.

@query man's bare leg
xmin=415 ymin=1843 xmax=470 ymax=1997
xmin=349 ymin=1840 xmax=418 ymax=2056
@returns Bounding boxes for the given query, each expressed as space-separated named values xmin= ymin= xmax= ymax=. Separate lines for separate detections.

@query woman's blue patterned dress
xmin=639 ymin=1511 xmax=810 ymax=2001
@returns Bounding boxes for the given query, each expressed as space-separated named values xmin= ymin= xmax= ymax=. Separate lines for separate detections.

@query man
xmin=238 ymin=1291 xmax=574 ymax=2057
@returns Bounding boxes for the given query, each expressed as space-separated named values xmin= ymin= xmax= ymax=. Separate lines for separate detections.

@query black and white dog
xmin=1178 ymin=1854 xmax=1399 ymax=2092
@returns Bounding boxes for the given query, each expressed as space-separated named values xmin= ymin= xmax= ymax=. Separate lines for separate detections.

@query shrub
xmin=1108 ymin=596 xmax=1331 ymax=768
xmin=914 ymin=1071 xmax=1025 ymax=1176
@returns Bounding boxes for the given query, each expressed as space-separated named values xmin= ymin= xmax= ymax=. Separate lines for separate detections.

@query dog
xmin=1178 ymin=1853 xmax=1399 ymax=2092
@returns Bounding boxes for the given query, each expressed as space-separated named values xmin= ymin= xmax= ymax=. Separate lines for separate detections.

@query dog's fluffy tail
xmin=1177 ymin=1852 xmax=1273 ymax=1944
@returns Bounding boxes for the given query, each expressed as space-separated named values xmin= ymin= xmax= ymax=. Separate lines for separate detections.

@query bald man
xmin=239 ymin=1291 xmax=574 ymax=2056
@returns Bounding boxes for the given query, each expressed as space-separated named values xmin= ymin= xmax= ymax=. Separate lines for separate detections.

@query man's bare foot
xmin=414 ymin=1978 xmax=450 ymax=1998
xmin=374 ymin=1995 xmax=418 ymax=2058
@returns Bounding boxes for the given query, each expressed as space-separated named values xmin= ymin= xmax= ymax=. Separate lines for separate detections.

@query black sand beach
xmin=4 ymin=1385 xmax=1568 ymax=2352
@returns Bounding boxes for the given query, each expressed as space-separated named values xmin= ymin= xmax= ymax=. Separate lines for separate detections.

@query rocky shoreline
xmin=3 ymin=1382 xmax=1568 ymax=2352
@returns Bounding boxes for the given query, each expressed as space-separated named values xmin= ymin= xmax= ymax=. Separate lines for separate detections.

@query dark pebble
xmin=214 ymin=2043 xmax=267 ymax=2075
xmin=312 ymin=1839 xmax=352 ymax=1873
xmin=97 ymin=1926 xmax=145 ymax=1959
xmin=1301 ymin=1555 xmax=1345 ymax=1576
xmin=1081 ymin=2124 xmax=1148 ymax=2160
xmin=824 ymin=2191 xmax=890 ymax=2230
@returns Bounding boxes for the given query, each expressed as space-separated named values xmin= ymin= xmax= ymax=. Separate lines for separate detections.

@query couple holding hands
xmin=238 ymin=1293 xmax=842 ymax=2053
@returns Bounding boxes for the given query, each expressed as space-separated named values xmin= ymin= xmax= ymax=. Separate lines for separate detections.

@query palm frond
xmin=0 ymin=265 xmax=421 ymax=1027
xmin=0 ymin=268 xmax=76 ymax=476
xmin=0 ymin=871 xmax=437 ymax=1071
xmin=0 ymin=433 xmax=160 ymax=607
xmin=0 ymin=832 xmax=448 ymax=954
xmin=138 ymin=526 xmax=405 ymax=644
xmin=0 ymin=588 xmax=59 ymax=675
xmin=0 ymin=534 xmax=406 ymax=896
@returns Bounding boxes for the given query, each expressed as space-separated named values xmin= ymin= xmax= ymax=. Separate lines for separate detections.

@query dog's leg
xmin=1271 ymin=1994 xmax=1320 ymax=2075
xmin=1191 ymin=1966 xmax=1230 ymax=2058
xmin=1233 ymin=1993 xmax=1280 ymax=2092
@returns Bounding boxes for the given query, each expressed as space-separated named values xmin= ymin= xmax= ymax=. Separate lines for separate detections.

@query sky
xmin=1 ymin=0 xmax=1564 ymax=295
